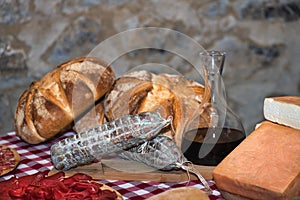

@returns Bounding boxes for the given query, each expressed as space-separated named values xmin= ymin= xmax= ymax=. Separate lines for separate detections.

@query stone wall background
xmin=0 ymin=0 xmax=299 ymax=135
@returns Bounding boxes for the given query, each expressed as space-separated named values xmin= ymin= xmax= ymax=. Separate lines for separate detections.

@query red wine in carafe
xmin=181 ymin=127 xmax=245 ymax=166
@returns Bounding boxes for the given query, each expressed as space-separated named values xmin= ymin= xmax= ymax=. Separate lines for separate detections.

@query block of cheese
xmin=264 ymin=96 xmax=300 ymax=130
xmin=213 ymin=121 xmax=300 ymax=200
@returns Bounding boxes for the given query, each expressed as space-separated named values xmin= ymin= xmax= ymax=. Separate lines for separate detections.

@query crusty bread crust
xmin=104 ymin=70 xmax=211 ymax=147
xmin=146 ymin=186 xmax=209 ymax=200
xmin=15 ymin=57 xmax=115 ymax=144
xmin=73 ymin=100 xmax=106 ymax=133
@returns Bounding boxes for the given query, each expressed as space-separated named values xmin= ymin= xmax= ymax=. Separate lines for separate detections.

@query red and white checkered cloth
xmin=0 ymin=131 xmax=224 ymax=200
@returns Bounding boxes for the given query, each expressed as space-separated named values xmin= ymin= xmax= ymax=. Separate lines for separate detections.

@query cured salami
xmin=0 ymin=144 xmax=20 ymax=177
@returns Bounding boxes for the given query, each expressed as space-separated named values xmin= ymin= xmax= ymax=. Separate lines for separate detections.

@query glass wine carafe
xmin=181 ymin=50 xmax=246 ymax=166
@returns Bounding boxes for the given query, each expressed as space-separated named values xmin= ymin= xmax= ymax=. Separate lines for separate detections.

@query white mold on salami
xmin=50 ymin=112 xmax=172 ymax=171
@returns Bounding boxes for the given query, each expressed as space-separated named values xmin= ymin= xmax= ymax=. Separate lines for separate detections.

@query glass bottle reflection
xmin=181 ymin=50 xmax=246 ymax=166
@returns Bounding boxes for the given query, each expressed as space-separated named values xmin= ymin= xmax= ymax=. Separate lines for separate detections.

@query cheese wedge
xmin=213 ymin=121 xmax=300 ymax=200
xmin=264 ymin=96 xmax=300 ymax=130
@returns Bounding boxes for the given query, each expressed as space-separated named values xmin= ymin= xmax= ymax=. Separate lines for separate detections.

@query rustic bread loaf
xmin=104 ymin=70 xmax=211 ymax=147
xmin=146 ymin=186 xmax=210 ymax=200
xmin=15 ymin=57 xmax=115 ymax=144
xmin=73 ymin=100 xmax=106 ymax=133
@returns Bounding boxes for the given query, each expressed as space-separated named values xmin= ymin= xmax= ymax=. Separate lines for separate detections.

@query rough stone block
xmin=0 ymin=94 xmax=14 ymax=133
xmin=46 ymin=16 xmax=101 ymax=64
xmin=0 ymin=36 xmax=28 ymax=78
xmin=0 ymin=0 xmax=31 ymax=24
xmin=238 ymin=0 xmax=300 ymax=22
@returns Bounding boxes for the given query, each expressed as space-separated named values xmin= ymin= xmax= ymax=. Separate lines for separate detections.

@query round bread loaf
xmin=15 ymin=57 xmax=115 ymax=144
xmin=146 ymin=186 xmax=210 ymax=200
xmin=104 ymin=70 xmax=211 ymax=147
xmin=73 ymin=100 xmax=106 ymax=133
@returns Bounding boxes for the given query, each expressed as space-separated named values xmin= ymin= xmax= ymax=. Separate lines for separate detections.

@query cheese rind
xmin=264 ymin=96 xmax=300 ymax=130
xmin=212 ymin=121 xmax=300 ymax=200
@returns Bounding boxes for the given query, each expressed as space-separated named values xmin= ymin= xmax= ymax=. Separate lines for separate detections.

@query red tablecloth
xmin=0 ymin=131 xmax=224 ymax=199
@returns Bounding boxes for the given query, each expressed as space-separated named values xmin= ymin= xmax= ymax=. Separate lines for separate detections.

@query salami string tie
xmin=178 ymin=161 xmax=212 ymax=194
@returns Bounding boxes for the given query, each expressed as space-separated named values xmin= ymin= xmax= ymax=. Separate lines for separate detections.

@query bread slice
xmin=213 ymin=121 xmax=300 ymax=200
xmin=264 ymin=96 xmax=300 ymax=129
